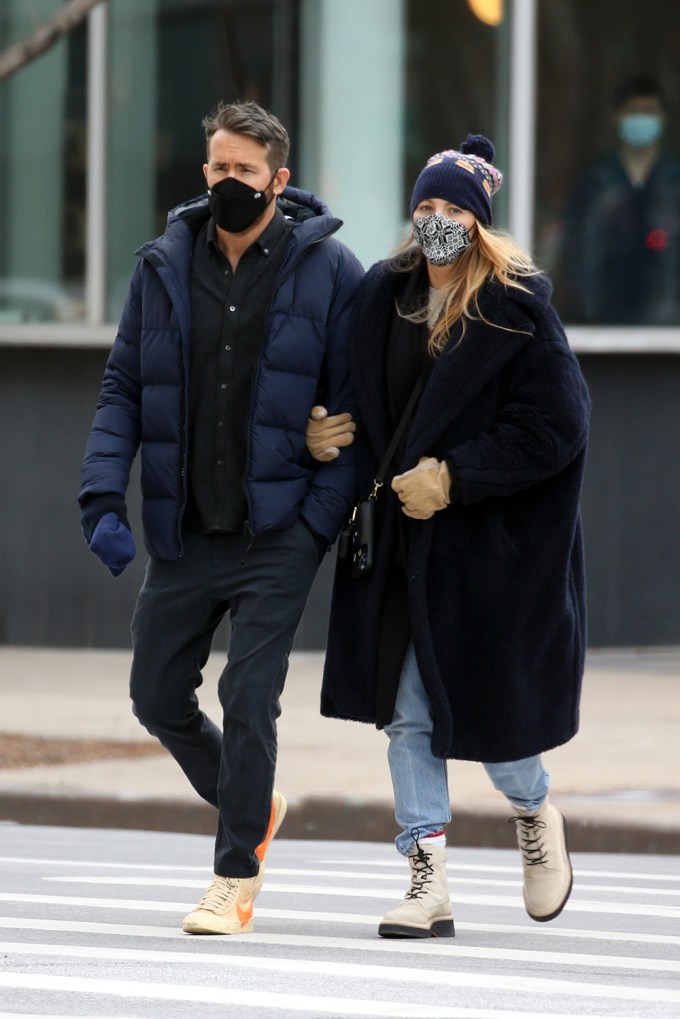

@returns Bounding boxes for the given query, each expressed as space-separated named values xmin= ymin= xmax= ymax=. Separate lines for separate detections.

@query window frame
xmin=1 ymin=0 xmax=679 ymax=351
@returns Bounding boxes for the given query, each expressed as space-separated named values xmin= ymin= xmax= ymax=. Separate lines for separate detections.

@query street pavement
xmin=0 ymin=644 xmax=679 ymax=854
xmin=0 ymin=824 xmax=678 ymax=1018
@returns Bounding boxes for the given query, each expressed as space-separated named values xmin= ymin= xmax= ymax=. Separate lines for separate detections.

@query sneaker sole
xmin=253 ymin=791 xmax=288 ymax=900
xmin=378 ymin=918 xmax=455 ymax=939
xmin=182 ymin=916 xmax=254 ymax=935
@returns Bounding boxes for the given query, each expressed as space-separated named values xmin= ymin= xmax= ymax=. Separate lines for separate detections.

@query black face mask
xmin=207 ymin=173 xmax=277 ymax=233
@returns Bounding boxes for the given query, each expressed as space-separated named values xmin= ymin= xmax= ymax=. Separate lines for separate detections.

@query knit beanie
xmin=409 ymin=134 xmax=503 ymax=225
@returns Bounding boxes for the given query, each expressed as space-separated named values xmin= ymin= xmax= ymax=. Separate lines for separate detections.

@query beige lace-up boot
xmin=512 ymin=798 xmax=573 ymax=922
xmin=182 ymin=874 xmax=254 ymax=935
xmin=378 ymin=839 xmax=455 ymax=938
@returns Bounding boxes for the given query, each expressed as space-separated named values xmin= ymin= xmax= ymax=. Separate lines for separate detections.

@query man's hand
xmin=391 ymin=457 xmax=451 ymax=520
xmin=306 ymin=405 xmax=356 ymax=462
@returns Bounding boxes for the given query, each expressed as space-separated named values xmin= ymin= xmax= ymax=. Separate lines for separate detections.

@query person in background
xmin=306 ymin=136 xmax=590 ymax=938
xmin=558 ymin=74 xmax=680 ymax=324
xmin=79 ymin=100 xmax=362 ymax=936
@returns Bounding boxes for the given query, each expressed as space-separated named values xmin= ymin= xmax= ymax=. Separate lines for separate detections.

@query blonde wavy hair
xmin=393 ymin=222 xmax=539 ymax=355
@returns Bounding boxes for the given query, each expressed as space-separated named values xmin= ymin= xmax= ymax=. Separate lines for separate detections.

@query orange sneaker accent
xmin=256 ymin=802 xmax=277 ymax=862
xmin=237 ymin=900 xmax=253 ymax=926
xmin=252 ymin=790 xmax=287 ymax=900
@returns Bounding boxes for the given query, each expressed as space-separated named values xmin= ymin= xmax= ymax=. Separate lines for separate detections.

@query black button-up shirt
xmin=185 ymin=208 xmax=292 ymax=533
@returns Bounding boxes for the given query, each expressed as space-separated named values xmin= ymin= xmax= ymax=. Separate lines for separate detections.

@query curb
xmin=1 ymin=791 xmax=679 ymax=855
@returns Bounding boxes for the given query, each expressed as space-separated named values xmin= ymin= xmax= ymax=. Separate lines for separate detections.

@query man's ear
xmin=273 ymin=167 xmax=291 ymax=195
xmin=202 ymin=163 xmax=209 ymax=186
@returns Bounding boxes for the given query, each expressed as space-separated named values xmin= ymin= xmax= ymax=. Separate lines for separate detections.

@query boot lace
xmin=405 ymin=831 xmax=435 ymax=900
xmin=196 ymin=875 xmax=239 ymax=912
xmin=511 ymin=813 xmax=548 ymax=867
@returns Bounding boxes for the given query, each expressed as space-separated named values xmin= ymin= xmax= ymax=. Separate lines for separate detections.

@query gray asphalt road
xmin=0 ymin=823 xmax=678 ymax=1018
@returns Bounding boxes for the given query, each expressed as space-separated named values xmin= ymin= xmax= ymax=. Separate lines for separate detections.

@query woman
xmin=306 ymin=135 xmax=590 ymax=938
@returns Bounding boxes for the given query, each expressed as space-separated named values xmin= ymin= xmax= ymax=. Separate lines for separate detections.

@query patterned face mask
xmin=413 ymin=213 xmax=471 ymax=266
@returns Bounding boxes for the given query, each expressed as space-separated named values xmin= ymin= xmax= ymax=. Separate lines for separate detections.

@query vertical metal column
xmin=508 ymin=0 xmax=537 ymax=255
xmin=85 ymin=1 xmax=108 ymax=325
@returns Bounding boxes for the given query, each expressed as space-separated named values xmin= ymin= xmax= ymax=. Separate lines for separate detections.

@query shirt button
xmin=263 ymin=248 xmax=269 ymax=255
xmin=229 ymin=305 xmax=236 ymax=312
xmin=221 ymin=382 xmax=227 ymax=389
xmin=225 ymin=345 xmax=231 ymax=351
xmin=217 ymin=459 xmax=223 ymax=466
xmin=218 ymin=420 xmax=224 ymax=427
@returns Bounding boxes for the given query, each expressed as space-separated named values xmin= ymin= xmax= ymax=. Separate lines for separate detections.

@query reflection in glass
xmin=535 ymin=0 xmax=680 ymax=327
xmin=0 ymin=1 xmax=87 ymax=323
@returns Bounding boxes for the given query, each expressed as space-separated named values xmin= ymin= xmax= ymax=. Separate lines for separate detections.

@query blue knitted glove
xmin=89 ymin=512 xmax=136 ymax=577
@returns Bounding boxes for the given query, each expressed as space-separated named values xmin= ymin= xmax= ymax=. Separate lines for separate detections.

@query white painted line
xmin=43 ymin=873 xmax=680 ymax=898
xmin=321 ymin=858 xmax=680 ymax=883
xmin=2 ymin=913 xmax=679 ymax=947
xmin=4 ymin=852 xmax=680 ymax=885
xmin=0 ymin=974 xmax=643 ymax=1019
xmin=2 ymin=943 xmax=679 ymax=1005
xmin=0 ymin=922 xmax=676 ymax=974
xmin=0 ymin=855 xmax=209 ymax=873
xmin=1 ymin=888 xmax=678 ymax=919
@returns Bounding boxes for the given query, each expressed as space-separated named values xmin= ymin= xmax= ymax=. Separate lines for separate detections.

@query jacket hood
xmin=136 ymin=184 xmax=342 ymax=284
xmin=165 ymin=184 xmax=335 ymax=231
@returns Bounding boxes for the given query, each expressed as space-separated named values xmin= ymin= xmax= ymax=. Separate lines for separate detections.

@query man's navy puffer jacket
xmin=80 ymin=187 xmax=363 ymax=560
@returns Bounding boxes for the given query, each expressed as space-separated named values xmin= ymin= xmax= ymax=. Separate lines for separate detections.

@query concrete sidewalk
xmin=0 ymin=645 xmax=678 ymax=854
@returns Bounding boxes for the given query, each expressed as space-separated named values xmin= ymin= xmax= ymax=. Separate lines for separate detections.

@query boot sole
xmin=526 ymin=813 xmax=574 ymax=923
xmin=378 ymin=918 xmax=455 ymax=939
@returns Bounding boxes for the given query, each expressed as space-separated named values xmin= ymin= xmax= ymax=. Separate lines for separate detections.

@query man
xmin=558 ymin=74 xmax=680 ymax=324
xmin=79 ymin=100 xmax=363 ymax=935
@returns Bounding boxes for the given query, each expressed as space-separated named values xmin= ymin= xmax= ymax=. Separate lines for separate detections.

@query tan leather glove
xmin=391 ymin=456 xmax=451 ymax=520
xmin=306 ymin=405 xmax=356 ymax=462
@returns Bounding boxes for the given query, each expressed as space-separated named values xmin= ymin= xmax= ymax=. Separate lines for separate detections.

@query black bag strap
xmin=368 ymin=367 xmax=428 ymax=501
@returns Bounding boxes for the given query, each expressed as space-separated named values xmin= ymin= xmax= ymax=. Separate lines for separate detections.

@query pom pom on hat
xmin=460 ymin=133 xmax=495 ymax=163
xmin=409 ymin=133 xmax=503 ymax=225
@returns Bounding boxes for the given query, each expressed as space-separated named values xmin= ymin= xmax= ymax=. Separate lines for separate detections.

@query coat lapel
xmin=404 ymin=282 xmax=536 ymax=460
xmin=352 ymin=264 xmax=399 ymax=462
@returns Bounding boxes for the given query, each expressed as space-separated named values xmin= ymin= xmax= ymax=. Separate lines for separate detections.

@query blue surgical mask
xmin=618 ymin=113 xmax=663 ymax=148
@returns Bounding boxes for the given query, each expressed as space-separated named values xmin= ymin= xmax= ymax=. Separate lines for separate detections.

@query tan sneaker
xmin=512 ymin=798 xmax=573 ymax=922
xmin=182 ymin=875 xmax=254 ymax=935
xmin=252 ymin=790 xmax=287 ymax=900
xmin=378 ymin=840 xmax=455 ymax=939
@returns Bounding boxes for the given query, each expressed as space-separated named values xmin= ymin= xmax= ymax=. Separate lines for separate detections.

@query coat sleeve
xmin=300 ymin=247 xmax=364 ymax=543
xmin=446 ymin=316 xmax=590 ymax=505
xmin=79 ymin=264 xmax=144 ymax=502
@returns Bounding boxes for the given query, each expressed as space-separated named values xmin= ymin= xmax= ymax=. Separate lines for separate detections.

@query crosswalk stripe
xmin=0 ymin=975 xmax=642 ymax=1019
xmin=33 ymin=879 xmax=680 ymax=918
xmin=0 ymin=921 xmax=677 ymax=973
xmin=2 ymin=914 xmax=679 ymax=948
xmin=43 ymin=873 xmax=680 ymax=898
xmin=3 ymin=854 xmax=679 ymax=884
xmin=2 ymin=942 xmax=679 ymax=1005
xmin=1 ymin=889 xmax=678 ymax=920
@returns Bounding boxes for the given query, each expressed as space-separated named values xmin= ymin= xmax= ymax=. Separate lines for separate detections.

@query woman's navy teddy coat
xmin=321 ymin=260 xmax=591 ymax=764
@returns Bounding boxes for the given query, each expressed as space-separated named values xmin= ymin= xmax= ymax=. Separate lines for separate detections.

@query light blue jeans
xmin=384 ymin=642 xmax=550 ymax=856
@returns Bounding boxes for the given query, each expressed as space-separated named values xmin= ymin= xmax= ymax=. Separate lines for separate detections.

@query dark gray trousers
xmin=129 ymin=520 xmax=323 ymax=877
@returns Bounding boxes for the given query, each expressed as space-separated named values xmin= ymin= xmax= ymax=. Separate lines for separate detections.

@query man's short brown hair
xmin=202 ymin=100 xmax=289 ymax=172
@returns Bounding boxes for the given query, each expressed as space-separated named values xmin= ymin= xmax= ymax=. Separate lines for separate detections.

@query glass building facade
xmin=1 ymin=0 xmax=680 ymax=650
xmin=1 ymin=0 xmax=678 ymax=344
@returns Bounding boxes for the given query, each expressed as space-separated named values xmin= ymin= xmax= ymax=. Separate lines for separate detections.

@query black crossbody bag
xmin=337 ymin=371 xmax=427 ymax=577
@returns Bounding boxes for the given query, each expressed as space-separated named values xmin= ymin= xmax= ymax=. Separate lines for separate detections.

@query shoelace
xmin=511 ymin=814 xmax=549 ymax=867
xmin=196 ymin=875 xmax=239 ymax=911
xmin=405 ymin=837 xmax=435 ymax=900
